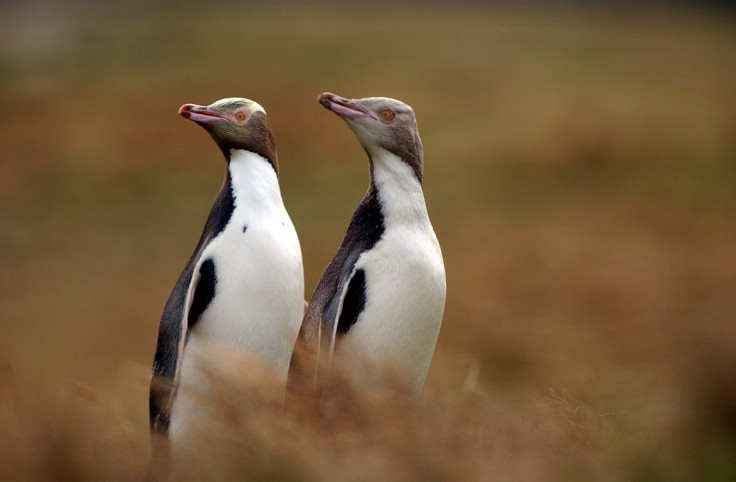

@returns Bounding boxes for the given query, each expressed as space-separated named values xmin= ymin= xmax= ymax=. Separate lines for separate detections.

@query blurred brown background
xmin=1 ymin=1 xmax=735 ymax=480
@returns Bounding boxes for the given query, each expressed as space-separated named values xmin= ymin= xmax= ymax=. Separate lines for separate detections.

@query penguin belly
xmin=169 ymin=213 xmax=303 ymax=448
xmin=338 ymin=222 xmax=446 ymax=391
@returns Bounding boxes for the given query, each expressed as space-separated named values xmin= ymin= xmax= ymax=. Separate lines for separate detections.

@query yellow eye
xmin=235 ymin=111 xmax=247 ymax=122
xmin=379 ymin=109 xmax=395 ymax=122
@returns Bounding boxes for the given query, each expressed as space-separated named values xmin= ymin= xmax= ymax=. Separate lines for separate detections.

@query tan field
xmin=1 ymin=2 xmax=735 ymax=480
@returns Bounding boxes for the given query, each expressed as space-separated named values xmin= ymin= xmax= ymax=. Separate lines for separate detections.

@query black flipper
xmin=288 ymin=183 xmax=384 ymax=390
xmin=336 ymin=268 xmax=366 ymax=336
xmin=149 ymin=171 xmax=234 ymax=436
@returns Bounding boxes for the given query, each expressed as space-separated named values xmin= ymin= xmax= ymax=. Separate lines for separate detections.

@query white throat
xmin=228 ymin=149 xmax=283 ymax=212
xmin=370 ymin=147 xmax=429 ymax=225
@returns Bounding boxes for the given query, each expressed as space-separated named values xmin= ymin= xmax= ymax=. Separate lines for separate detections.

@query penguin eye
xmin=379 ymin=109 xmax=395 ymax=122
xmin=235 ymin=111 xmax=248 ymax=122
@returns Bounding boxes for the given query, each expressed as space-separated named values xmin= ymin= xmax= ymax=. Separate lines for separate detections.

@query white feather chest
xmin=188 ymin=150 xmax=304 ymax=377
xmin=170 ymin=150 xmax=303 ymax=446
xmin=339 ymin=150 xmax=446 ymax=391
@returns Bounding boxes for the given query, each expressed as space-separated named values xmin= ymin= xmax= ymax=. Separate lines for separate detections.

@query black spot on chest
xmin=188 ymin=258 xmax=217 ymax=333
xmin=242 ymin=224 xmax=248 ymax=233
xmin=336 ymin=268 xmax=367 ymax=335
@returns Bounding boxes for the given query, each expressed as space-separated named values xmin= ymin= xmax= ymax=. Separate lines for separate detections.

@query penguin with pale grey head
xmin=149 ymin=98 xmax=304 ymax=454
xmin=289 ymin=92 xmax=446 ymax=393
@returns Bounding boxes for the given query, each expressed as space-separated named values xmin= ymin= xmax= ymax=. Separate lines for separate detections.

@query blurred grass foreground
xmin=1 ymin=1 xmax=736 ymax=480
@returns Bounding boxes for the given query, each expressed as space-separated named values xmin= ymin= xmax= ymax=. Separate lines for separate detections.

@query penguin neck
xmin=226 ymin=149 xmax=284 ymax=215
xmin=369 ymin=147 xmax=429 ymax=225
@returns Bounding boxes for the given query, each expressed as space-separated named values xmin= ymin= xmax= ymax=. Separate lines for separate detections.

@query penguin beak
xmin=318 ymin=92 xmax=376 ymax=120
xmin=179 ymin=104 xmax=226 ymax=124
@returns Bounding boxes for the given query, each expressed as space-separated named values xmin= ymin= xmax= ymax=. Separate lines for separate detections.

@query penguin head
xmin=179 ymin=97 xmax=278 ymax=171
xmin=318 ymin=92 xmax=423 ymax=182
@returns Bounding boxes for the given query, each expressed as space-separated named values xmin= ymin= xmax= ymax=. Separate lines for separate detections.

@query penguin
xmin=149 ymin=98 xmax=304 ymax=450
xmin=289 ymin=93 xmax=446 ymax=393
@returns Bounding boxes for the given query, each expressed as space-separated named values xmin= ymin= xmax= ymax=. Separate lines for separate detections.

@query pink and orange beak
xmin=318 ymin=92 xmax=376 ymax=120
xmin=179 ymin=104 xmax=226 ymax=124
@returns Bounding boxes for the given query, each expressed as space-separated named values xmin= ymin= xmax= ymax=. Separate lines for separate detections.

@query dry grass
xmin=1 ymin=1 xmax=736 ymax=480
xmin=0 ymin=348 xmax=638 ymax=481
